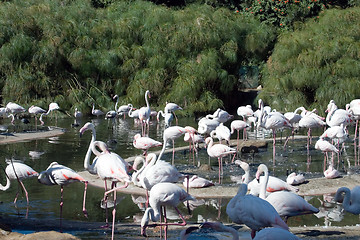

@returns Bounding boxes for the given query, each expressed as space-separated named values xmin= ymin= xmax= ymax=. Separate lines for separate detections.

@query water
xmin=0 ymin=115 xmax=359 ymax=239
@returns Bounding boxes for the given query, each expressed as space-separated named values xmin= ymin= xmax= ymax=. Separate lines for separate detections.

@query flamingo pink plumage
xmin=210 ymin=123 xmax=231 ymax=145
xmin=141 ymin=182 xmax=194 ymax=239
xmin=158 ymin=126 xmax=189 ymax=164
xmin=0 ymin=160 xmax=38 ymax=205
xmin=324 ymin=164 xmax=340 ymax=179
xmin=38 ymin=162 xmax=88 ymax=227
xmin=205 ymin=137 xmax=236 ymax=183
xmin=226 ymin=183 xmax=289 ymax=239
xmin=183 ymin=175 xmax=214 ymax=188
xmin=286 ymin=172 xmax=305 ymax=185
xmin=256 ymin=164 xmax=319 ymax=222
xmin=133 ymin=133 xmax=162 ymax=156
xmin=315 ymin=138 xmax=339 ymax=170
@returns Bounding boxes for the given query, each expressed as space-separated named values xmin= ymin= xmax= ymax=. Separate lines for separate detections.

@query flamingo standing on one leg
xmin=0 ymin=159 xmax=39 ymax=205
xmin=139 ymin=90 xmax=151 ymax=136
xmin=37 ymin=162 xmax=88 ymax=230
xmin=141 ymin=182 xmax=195 ymax=239
xmin=205 ymin=137 xmax=236 ymax=183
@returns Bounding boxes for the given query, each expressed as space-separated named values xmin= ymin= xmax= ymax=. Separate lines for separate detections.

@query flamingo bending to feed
xmin=158 ymin=126 xmax=189 ymax=165
xmin=256 ymin=164 xmax=319 ymax=222
xmin=210 ymin=123 xmax=231 ymax=145
xmin=141 ymin=182 xmax=195 ymax=239
xmin=226 ymin=183 xmax=289 ymax=239
xmin=0 ymin=159 xmax=38 ymax=205
xmin=38 ymin=162 xmax=88 ymax=226
xmin=79 ymin=122 xmax=131 ymax=239
xmin=157 ymin=110 xmax=174 ymax=128
xmin=133 ymin=133 xmax=162 ymax=156
xmin=39 ymin=102 xmax=60 ymax=125
xmin=183 ymin=175 xmax=214 ymax=188
xmin=334 ymin=186 xmax=360 ymax=215
xmin=138 ymin=90 xmax=151 ymax=136
xmin=197 ymin=116 xmax=220 ymax=135
xmin=205 ymin=137 xmax=236 ymax=183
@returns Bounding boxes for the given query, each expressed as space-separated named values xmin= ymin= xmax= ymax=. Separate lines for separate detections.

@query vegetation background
xmin=0 ymin=0 xmax=358 ymax=115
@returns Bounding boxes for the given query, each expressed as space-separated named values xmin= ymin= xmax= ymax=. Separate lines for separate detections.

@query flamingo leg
xmin=60 ymin=185 xmax=64 ymax=232
xmin=172 ymin=140 xmax=175 ymax=165
xmin=104 ymin=182 xmax=129 ymax=196
xmin=102 ymin=180 xmax=110 ymax=228
xmin=82 ymin=181 xmax=88 ymax=218
xmin=18 ymin=180 xmax=29 ymax=206
xmin=111 ymin=182 xmax=117 ymax=240
xmin=164 ymin=206 xmax=168 ymax=240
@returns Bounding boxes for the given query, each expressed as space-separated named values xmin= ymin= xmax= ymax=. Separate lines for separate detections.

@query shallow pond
xmin=0 ymin=115 xmax=359 ymax=239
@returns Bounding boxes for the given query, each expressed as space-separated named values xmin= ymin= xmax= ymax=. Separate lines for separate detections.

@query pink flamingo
xmin=38 ymin=162 xmax=88 ymax=229
xmin=324 ymin=164 xmax=340 ymax=179
xmin=205 ymin=137 xmax=236 ymax=183
xmin=237 ymin=105 xmax=254 ymax=122
xmin=138 ymin=90 xmax=151 ymax=136
xmin=5 ymin=102 xmax=25 ymax=124
xmin=334 ymin=186 xmax=360 ymax=215
xmin=141 ymin=182 xmax=194 ymax=239
xmin=299 ymin=112 xmax=326 ymax=151
xmin=197 ymin=116 xmax=220 ymax=135
xmin=133 ymin=133 xmax=162 ymax=156
xmin=183 ymin=175 xmax=214 ymax=188
xmin=210 ymin=123 xmax=231 ymax=145
xmin=347 ymin=99 xmax=360 ymax=142
xmin=0 ymin=159 xmax=38 ymax=205
xmin=158 ymin=126 xmax=189 ymax=165
xmin=184 ymin=132 xmax=204 ymax=166
xmin=164 ymin=102 xmax=182 ymax=125
xmin=325 ymin=100 xmax=352 ymax=128
xmin=226 ymin=183 xmax=289 ymax=239
xmin=39 ymin=102 xmax=60 ymax=125
xmin=80 ymin=122 xmax=131 ymax=240
xmin=315 ymin=138 xmax=339 ymax=170
xmin=283 ymin=107 xmax=302 ymax=147
xmin=28 ymin=105 xmax=46 ymax=126
xmin=256 ymin=164 xmax=319 ymax=222
xmin=286 ymin=172 xmax=305 ymax=185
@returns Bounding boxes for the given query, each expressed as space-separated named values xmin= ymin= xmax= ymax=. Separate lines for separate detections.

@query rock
xmin=0 ymin=229 xmax=80 ymax=240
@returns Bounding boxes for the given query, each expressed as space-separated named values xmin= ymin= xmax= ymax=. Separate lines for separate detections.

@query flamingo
xmin=283 ymin=107 xmax=302 ymax=147
xmin=347 ymin=99 xmax=360 ymax=141
xmin=37 ymin=162 xmax=88 ymax=228
xmin=5 ymin=102 xmax=25 ymax=124
xmin=231 ymin=160 xmax=251 ymax=184
xmin=164 ymin=102 xmax=182 ymax=125
xmin=315 ymin=138 xmax=339 ymax=169
xmin=183 ymin=175 xmax=214 ymax=188
xmin=128 ymin=107 xmax=140 ymax=124
xmin=79 ymin=122 xmax=131 ymax=239
xmin=334 ymin=186 xmax=360 ymax=215
xmin=206 ymin=108 xmax=234 ymax=123
xmin=231 ymin=120 xmax=249 ymax=142
xmin=197 ymin=116 xmax=220 ymax=135
xmin=156 ymin=110 xmax=174 ymax=128
xmin=141 ymin=182 xmax=194 ymax=239
xmin=28 ymin=105 xmax=47 ymax=126
xmin=257 ymin=99 xmax=291 ymax=159
xmin=298 ymin=112 xmax=326 ymax=150
xmin=324 ymin=164 xmax=340 ymax=179
xmin=256 ymin=164 xmax=319 ymax=222
xmin=286 ymin=172 xmax=305 ymax=185
xmin=138 ymin=90 xmax=151 ymax=136
xmin=91 ymin=103 xmax=104 ymax=117
xmin=186 ymin=222 xmax=240 ymax=240
xmin=325 ymin=100 xmax=352 ymax=128
xmin=39 ymin=102 xmax=60 ymax=125
xmin=74 ymin=108 xmax=83 ymax=118
xmin=205 ymin=137 xmax=236 ymax=183
xmin=210 ymin=123 xmax=231 ymax=145
xmin=226 ymin=183 xmax=289 ymax=239
xmin=158 ymin=126 xmax=189 ymax=164
xmin=105 ymin=95 xmax=121 ymax=119
xmin=0 ymin=159 xmax=38 ymax=205
xmin=253 ymin=227 xmax=301 ymax=240
xmin=184 ymin=132 xmax=204 ymax=166
xmin=237 ymin=105 xmax=254 ymax=122
xmin=133 ymin=133 xmax=162 ymax=156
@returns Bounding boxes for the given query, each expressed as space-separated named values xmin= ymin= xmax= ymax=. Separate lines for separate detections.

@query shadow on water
xmin=0 ymin=116 xmax=360 ymax=239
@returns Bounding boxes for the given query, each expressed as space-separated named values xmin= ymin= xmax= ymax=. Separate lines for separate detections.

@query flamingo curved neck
xmin=259 ymin=167 xmax=269 ymax=199
xmin=141 ymin=206 xmax=160 ymax=228
xmin=223 ymin=225 xmax=240 ymax=240
xmin=84 ymin=127 xmax=97 ymax=174
xmin=337 ymin=188 xmax=355 ymax=212
xmin=0 ymin=175 xmax=10 ymax=191
xmin=145 ymin=91 xmax=150 ymax=108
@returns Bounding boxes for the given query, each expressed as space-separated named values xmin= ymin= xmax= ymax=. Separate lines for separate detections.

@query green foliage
xmin=258 ymin=7 xmax=360 ymax=112
xmin=0 ymin=0 xmax=276 ymax=115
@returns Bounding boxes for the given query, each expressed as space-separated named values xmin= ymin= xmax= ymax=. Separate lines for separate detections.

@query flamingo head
xmin=79 ymin=122 xmax=95 ymax=136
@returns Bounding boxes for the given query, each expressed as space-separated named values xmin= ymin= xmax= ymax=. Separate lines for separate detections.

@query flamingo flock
xmin=2 ymin=94 xmax=360 ymax=239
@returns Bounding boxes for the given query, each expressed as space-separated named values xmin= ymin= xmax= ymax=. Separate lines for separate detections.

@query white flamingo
xmin=139 ymin=90 xmax=151 ymax=136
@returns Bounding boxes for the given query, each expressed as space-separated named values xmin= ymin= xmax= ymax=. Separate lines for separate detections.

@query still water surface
xmin=0 ymin=115 xmax=359 ymax=239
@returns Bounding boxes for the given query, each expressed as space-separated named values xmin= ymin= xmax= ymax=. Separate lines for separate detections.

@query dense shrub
xmin=257 ymin=7 xmax=360 ymax=112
